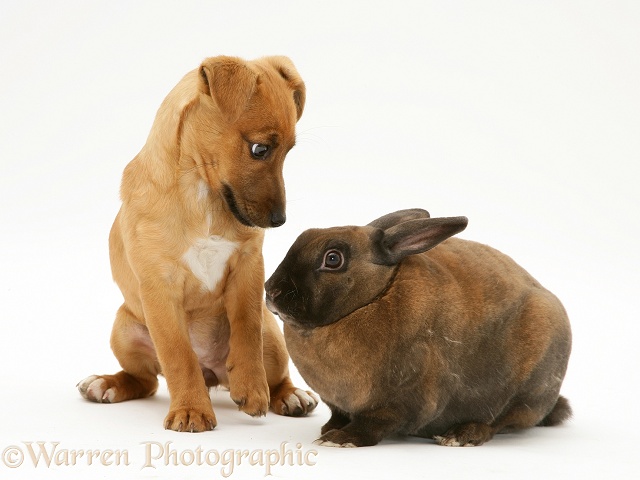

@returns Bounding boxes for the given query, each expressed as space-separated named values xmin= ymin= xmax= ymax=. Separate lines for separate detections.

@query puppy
xmin=78 ymin=55 xmax=318 ymax=432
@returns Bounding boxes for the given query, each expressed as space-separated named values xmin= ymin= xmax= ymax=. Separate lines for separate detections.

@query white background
xmin=1 ymin=1 xmax=638 ymax=478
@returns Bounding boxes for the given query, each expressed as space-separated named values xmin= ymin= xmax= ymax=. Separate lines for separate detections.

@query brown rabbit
xmin=265 ymin=209 xmax=572 ymax=447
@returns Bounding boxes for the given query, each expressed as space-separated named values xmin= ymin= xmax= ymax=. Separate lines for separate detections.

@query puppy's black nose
xmin=270 ymin=211 xmax=286 ymax=227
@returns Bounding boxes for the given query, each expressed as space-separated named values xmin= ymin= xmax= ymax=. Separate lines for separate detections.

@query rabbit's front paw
xmin=313 ymin=426 xmax=384 ymax=448
xmin=313 ymin=429 xmax=359 ymax=448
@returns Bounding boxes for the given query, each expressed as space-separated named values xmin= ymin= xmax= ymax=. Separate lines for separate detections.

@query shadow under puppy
xmin=78 ymin=55 xmax=317 ymax=432
xmin=265 ymin=209 xmax=572 ymax=447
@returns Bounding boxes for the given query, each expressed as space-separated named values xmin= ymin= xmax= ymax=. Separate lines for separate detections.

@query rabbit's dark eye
xmin=322 ymin=250 xmax=344 ymax=270
xmin=250 ymin=143 xmax=271 ymax=160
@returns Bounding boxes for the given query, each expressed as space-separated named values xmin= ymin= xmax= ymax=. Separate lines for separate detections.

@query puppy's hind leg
xmin=262 ymin=308 xmax=319 ymax=417
xmin=78 ymin=304 xmax=160 ymax=403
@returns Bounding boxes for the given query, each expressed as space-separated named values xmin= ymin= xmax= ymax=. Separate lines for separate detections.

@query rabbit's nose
xmin=268 ymin=288 xmax=282 ymax=299
xmin=264 ymin=278 xmax=280 ymax=299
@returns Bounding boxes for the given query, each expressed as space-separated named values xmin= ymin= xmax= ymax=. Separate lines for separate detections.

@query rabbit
xmin=265 ymin=208 xmax=572 ymax=447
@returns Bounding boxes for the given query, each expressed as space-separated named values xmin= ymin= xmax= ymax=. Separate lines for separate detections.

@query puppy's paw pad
xmin=77 ymin=375 xmax=117 ymax=403
xmin=278 ymin=389 xmax=319 ymax=417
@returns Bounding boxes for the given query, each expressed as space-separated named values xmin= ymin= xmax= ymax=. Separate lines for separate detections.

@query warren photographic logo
xmin=2 ymin=441 xmax=318 ymax=477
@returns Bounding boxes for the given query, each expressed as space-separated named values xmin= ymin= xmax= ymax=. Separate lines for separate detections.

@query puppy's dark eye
xmin=250 ymin=143 xmax=270 ymax=159
xmin=322 ymin=250 xmax=344 ymax=270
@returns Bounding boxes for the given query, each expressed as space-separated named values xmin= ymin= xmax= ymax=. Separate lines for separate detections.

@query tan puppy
xmin=78 ymin=55 xmax=318 ymax=432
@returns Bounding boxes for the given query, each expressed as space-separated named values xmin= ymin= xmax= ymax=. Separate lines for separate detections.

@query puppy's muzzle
xmin=223 ymin=184 xmax=286 ymax=228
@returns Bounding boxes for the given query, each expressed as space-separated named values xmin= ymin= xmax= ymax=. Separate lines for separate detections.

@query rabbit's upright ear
xmin=374 ymin=216 xmax=468 ymax=265
xmin=367 ymin=209 xmax=431 ymax=230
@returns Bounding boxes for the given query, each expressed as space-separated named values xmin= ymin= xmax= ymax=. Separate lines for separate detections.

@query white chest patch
xmin=183 ymin=236 xmax=238 ymax=291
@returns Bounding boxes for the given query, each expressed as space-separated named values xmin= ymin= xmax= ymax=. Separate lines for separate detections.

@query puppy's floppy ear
xmin=373 ymin=216 xmax=468 ymax=265
xmin=262 ymin=56 xmax=306 ymax=120
xmin=368 ymin=208 xmax=431 ymax=230
xmin=199 ymin=56 xmax=258 ymax=123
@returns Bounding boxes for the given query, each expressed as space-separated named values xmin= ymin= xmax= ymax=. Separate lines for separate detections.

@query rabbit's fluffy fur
xmin=266 ymin=209 xmax=572 ymax=447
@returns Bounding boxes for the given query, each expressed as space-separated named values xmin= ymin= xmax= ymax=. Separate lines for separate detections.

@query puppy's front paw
xmin=272 ymin=388 xmax=319 ymax=417
xmin=164 ymin=406 xmax=217 ymax=433
xmin=228 ymin=370 xmax=270 ymax=417
xmin=77 ymin=375 xmax=117 ymax=403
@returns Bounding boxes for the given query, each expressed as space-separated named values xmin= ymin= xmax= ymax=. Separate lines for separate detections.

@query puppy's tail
xmin=538 ymin=395 xmax=572 ymax=427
